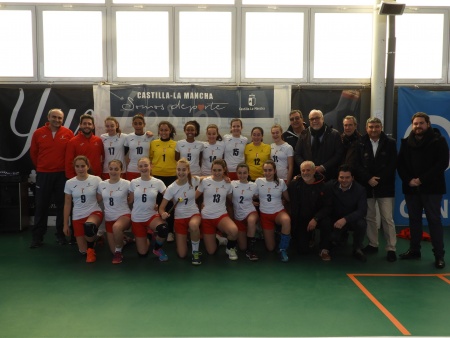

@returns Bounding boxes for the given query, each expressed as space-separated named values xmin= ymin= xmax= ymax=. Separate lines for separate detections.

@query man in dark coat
xmin=283 ymin=110 xmax=307 ymax=178
xmin=341 ymin=115 xmax=362 ymax=166
xmin=397 ymin=112 xmax=449 ymax=269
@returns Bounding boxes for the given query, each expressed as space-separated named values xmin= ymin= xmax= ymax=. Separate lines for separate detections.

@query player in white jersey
xmin=196 ymin=159 xmax=239 ymax=261
xmin=101 ymin=117 xmax=127 ymax=180
xmin=129 ymin=157 xmax=169 ymax=262
xmin=97 ymin=160 xmax=131 ymax=264
xmin=255 ymin=160 xmax=291 ymax=262
xmin=270 ymin=124 xmax=294 ymax=184
xmin=124 ymin=114 xmax=154 ymax=181
xmin=63 ymin=156 xmax=103 ymax=263
xmin=159 ymin=159 xmax=202 ymax=265
xmin=223 ymin=118 xmax=248 ymax=181
xmin=229 ymin=163 xmax=259 ymax=261
xmin=175 ymin=121 xmax=204 ymax=176
xmin=200 ymin=124 xmax=225 ymax=176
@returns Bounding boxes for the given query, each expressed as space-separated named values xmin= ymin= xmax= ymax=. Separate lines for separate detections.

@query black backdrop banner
xmin=109 ymin=85 xmax=274 ymax=119
xmin=0 ymin=86 xmax=94 ymax=175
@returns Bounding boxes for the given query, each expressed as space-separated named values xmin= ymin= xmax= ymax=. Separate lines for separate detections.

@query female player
xmin=63 ymin=156 xmax=103 ymax=263
xmin=100 ymin=117 xmax=127 ymax=180
xmin=124 ymin=114 xmax=154 ymax=181
xmin=195 ymin=159 xmax=239 ymax=260
xmin=129 ymin=157 xmax=169 ymax=261
xmin=149 ymin=121 xmax=177 ymax=241
xmin=223 ymin=118 xmax=248 ymax=180
xmin=159 ymin=158 xmax=202 ymax=265
xmin=244 ymin=127 xmax=271 ymax=181
xmin=175 ymin=120 xmax=204 ymax=175
xmin=97 ymin=160 xmax=131 ymax=264
xmin=255 ymin=160 xmax=291 ymax=262
xmin=229 ymin=163 xmax=259 ymax=261
xmin=270 ymin=124 xmax=294 ymax=184
xmin=200 ymin=124 xmax=225 ymax=176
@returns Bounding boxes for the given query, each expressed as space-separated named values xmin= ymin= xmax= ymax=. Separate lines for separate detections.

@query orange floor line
xmin=347 ymin=274 xmax=411 ymax=336
xmin=436 ymin=275 xmax=450 ymax=284
xmin=350 ymin=273 xmax=450 ymax=277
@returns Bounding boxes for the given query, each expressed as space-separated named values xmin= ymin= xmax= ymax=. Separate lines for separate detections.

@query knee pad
xmin=155 ymin=223 xmax=169 ymax=239
xmin=84 ymin=222 xmax=97 ymax=237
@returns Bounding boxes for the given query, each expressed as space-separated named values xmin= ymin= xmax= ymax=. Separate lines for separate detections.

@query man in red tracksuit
xmin=30 ymin=108 xmax=74 ymax=248
xmin=65 ymin=114 xmax=104 ymax=179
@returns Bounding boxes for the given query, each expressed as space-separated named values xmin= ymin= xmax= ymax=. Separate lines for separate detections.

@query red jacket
xmin=30 ymin=123 xmax=74 ymax=172
xmin=65 ymin=133 xmax=104 ymax=178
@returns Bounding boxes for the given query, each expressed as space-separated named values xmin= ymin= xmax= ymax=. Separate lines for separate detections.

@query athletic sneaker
xmin=226 ymin=247 xmax=238 ymax=261
xmin=319 ymin=249 xmax=331 ymax=261
xmin=279 ymin=249 xmax=289 ymax=263
xmin=86 ymin=248 xmax=96 ymax=263
xmin=216 ymin=234 xmax=228 ymax=246
xmin=245 ymin=250 xmax=259 ymax=261
xmin=166 ymin=232 xmax=175 ymax=242
xmin=153 ymin=248 xmax=169 ymax=262
xmin=191 ymin=251 xmax=202 ymax=265
xmin=112 ymin=252 xmax=123 ymax=264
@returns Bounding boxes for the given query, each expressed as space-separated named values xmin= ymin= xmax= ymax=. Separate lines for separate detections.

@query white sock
xmin=115 ymin=247 xmax=122 ymax=253
xmin=191 ymin=240 xmax=200 ymax=253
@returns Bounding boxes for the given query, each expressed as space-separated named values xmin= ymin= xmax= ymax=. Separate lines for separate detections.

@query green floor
xmin=1 ymin=228 xmax=449 ymax=337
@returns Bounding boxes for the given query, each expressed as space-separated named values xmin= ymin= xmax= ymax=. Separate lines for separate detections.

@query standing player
xmin=175 ymin=121 xmax=204 ymax=175
xmin=245 ymin=127 xmax=271 ymax=181
xmin=101 ymin=117 xmax=127 ymax=180
xmin=270 ymin=124 xmax=294 ymax=184
xmin=255 ymin=160 xmax=291 ymax=262
xmin=223 ymin=118 xmax=248 ymax=180
xmin=124 ymin=114 xmax=154 ymax=181
xmin=63 ymin=156 xmax=103 ymax=263
xmin=97 ymin=160 xmax=131 ymax=264
xmin=159 ymin=159 xmax=202 ymax=265
xmin=229 ymin=163 xmax=259 ymax=260
xmin=30 ymin=108 xmax=74 ymax=248
xmin=129 ymin=157 xmax=169 ymax=261
xmin=195 ymin=159 xmax=239 ymax=260
xmin=201 ymin=124 xmax=225 ymax=176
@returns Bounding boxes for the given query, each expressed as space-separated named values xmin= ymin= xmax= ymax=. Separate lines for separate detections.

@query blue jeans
xmin=405 ymin=194 xmax=445 ymax=258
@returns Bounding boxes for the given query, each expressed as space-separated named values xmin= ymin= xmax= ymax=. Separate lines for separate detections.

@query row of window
xmin=0 ymin=5 xmax=448 ymax=83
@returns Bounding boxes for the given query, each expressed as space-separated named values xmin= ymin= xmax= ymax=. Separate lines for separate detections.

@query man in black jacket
xmin=397 ymin=112 xmax=449 ymax=269
xmin=330 ymin=165 xmax=367 ymax=262
xmin=288 ymin=161 xmax=332 ymax=260
xmin=283 ymin=110 xmax=307 ymax=178
xmin=354 ymin=117 xmax=397 ymax=262
xmin=341 ymin=115 xmax=362 ymax=166
xmin=294 ymin=109 xmax=344 ymax=181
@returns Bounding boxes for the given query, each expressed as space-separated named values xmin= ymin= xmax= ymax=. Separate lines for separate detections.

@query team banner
xmin=108 ymin=85 xmax=274 ymax=119
xmin=395 ymin=87 xmax=450 ymax=226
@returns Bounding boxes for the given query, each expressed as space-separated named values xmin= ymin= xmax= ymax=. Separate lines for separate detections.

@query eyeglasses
xmin=290 ymin=117 xmax=301 ymax=122
xmin=309 ymin=117 xmax=321 ymax=122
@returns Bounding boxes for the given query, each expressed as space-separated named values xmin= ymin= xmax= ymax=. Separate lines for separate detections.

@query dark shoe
xmin=386 ymin=250 xmax=397 ymax=262
xmin=352 ymin=249 xmax=367 ymax=262
xmin=68 ymin=237 xmax=77 ymax=245
xmin=399 ymin=249 xmax=421 ymax=260
xmin=30 ymin=240 xmax=43 ymax=249
xmin=56 ymin=237 xmax=68 ymax=245
xmin=435 ymin=257 xmax=445 ymax=269
xmin=362 ymin=245 xmax=378 ymax=254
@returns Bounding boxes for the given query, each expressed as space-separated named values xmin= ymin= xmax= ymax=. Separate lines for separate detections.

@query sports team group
xmin=29 ymin=108 xmax=448 ymax=269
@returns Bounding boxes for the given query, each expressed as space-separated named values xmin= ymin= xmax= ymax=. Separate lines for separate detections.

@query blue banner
xmin=395 ymin=87 xmax=450 ymax=226
xmin=109 ymin=85 xmax=274 ymax=119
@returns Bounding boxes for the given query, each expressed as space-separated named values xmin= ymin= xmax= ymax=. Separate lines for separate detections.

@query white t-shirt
xmin=175 ymin=140 xmax=204 ymax=175
xmin=163 ymin=177 xmax=200 ymax=219
xmin=101 ymin=133 xmax=127 ymax=174
xmin=223 ymin=134 xmax=248 ymax=172
xmin=97 ymin=179 xmax=131 ymax=221
xmin=129 ymin=177 xmax=166 ymax=222
xmin=201 ymin=141 xmax=225 ymax=175
xmin=270 ymin=142 xmax=294 ymax=180
xmin=255 ymin=178 xmax=287 ymax=214
xmin=197 ymin=177 xmax=232 ymax=219
xmin=64 ymin=175 xmax=102 ymax=220
xmin=124 ymin=133 xmax=154 ymax=173
xmin=230 ymin=180 xmax=257 ymax=221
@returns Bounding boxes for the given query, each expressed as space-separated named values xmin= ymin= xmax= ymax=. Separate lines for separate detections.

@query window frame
xmin=0 ymin=5 xmax=37 ymax=82
xmin=36 ymin=6 xmax=107 ymax=82
xmin=174 ymin=6 xmax=236 ymax=83
xmin=240 ymin=7 xmax=309 ymax=84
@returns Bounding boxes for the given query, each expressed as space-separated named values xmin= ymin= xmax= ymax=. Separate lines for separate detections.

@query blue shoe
xmin=280 ymin=249 xmax=289 ymax=262
xmin=153 ymin=248 xmax=168 ymax=262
